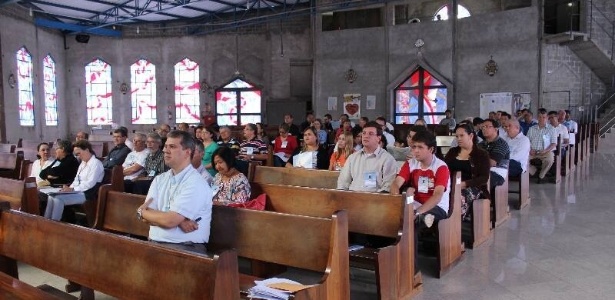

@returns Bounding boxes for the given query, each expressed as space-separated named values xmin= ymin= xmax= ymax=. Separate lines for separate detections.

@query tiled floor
xmin=19 ymin=153 xmax=615 ymax=299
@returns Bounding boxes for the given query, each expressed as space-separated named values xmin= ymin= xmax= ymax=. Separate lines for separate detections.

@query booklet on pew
xmin=248 ymin=278 xmax=311 ymax=300
xmin=39 ymin=187 xmax=80 ymax=196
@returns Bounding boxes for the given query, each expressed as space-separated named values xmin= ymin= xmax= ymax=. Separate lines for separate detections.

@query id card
xmin=363 ymin=171 xmax=377 ymax=188
xmin=418 ymin=176 xmax=429 ymax=193
xmin=281 ymin=141 xmax=288 ymax=148
xmin=148 ymin=170 xmax=156 ymax=177
xmin=246 ymin=147 xmax=254 ymax=155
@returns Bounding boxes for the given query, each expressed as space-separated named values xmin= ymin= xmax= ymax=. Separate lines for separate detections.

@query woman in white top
xmin=31 ymin=142 xmax=53 ymax=184
xmin=44 ymin=140 xmax=104 ymax=221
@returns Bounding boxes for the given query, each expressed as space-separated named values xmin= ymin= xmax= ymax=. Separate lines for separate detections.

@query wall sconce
xmin=120 ymin=82 xmax=129 ymax=94
xmin=7 ymin=73 xmax=16 ymax=89
xmin=484 ymin=55 xmax=498 ymax=76
xmin=344 ymin=69 xmax=358 ymax=83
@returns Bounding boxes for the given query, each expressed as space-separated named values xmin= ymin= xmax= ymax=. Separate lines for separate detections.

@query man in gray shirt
xmin=337 ymin=121 xmax=397 ymax=192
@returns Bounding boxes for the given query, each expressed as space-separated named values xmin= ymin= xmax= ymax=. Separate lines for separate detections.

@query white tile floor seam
xmin=17 ymin=154 xmax=615 ymax=300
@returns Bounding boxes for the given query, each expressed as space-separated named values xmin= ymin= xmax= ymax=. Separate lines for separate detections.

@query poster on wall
xmin=343 ymin=93 xmax=361 ymax=119
xmin=512 ymin=93 xmax=531 ymax=112
xmin=479 ymin=92 xmax=513 ymax=118
xmin=366 ymin=95 xmax=376 ymax=110
xmin=327 ymin=97 xmax=338 ymax=111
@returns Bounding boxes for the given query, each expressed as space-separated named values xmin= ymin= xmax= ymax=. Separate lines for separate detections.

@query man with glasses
xmin=337 ymin=121 xmax=397 ymax=192
xmin=122 ymin=132 xmax=150 ymax=184
xmin=376 ymin=117 xmax=395 ymax=148
xmin=130 ymin=133 xmax=169 ymax=194
xmin=217 ymin=126 xmax=241 ymax=155
xmin=478 ymin=119 xmax=510 ymax=189
xmin=102 ymin=127 xmax=131 ymax=169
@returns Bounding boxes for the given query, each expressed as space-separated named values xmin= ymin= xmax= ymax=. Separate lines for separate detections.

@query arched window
xmin=433 ymin=4 xmax=471 ymax=21
xmin=16 ymin=47 xmax=34 ymax=126
xmin=85 ymin=58 xmax=113 ymax=125
xmin=174 ymin=58 xmax=200 ymax=124
xmin=216 ymin=77 xmax=261 ymax=126
xmin=394 ymin=67 xmax=448 ymax=124
xmin=43 ymin=55 xmax=58 ymax=126
xmin=131 ymin=59 xmax=157 ymax=124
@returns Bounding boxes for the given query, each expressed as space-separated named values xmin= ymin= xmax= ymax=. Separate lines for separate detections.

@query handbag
xmin=227 ymin=193 xmax=266 ymax=210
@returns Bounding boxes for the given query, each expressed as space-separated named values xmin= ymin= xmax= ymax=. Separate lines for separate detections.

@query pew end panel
xmin=93 ymin=185 xmax=150 ymax=238
xmin=0 ymin=270 xmax=62 ymax=299
xmin=469 ymin=199 xmax=492 ymax=249
xmin=435 ymin=172 xmax=463 ymax=278
xmin=508 ymin=170 xmax=531 ymax=210
xmin=492 ymin=176 xmax=510 ymax=228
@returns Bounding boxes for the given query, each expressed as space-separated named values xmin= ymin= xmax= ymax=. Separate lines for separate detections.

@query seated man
xmin=122 ymin=133 xmax=150 ymax=188
xmin=337 ymin=121 xmax=397 ymax=193
xmin=503 ymin=119 xmax=530 ymax=178
xmin=137 ymin=130 xmax=213 ymax=254
xmin=376 ymin=117 xmax=396 ymax=147
xmin=478 ymin=119 xmax=510 ymax=189
xmin=439 ymin=109 xmax=457 ymax=133
xmin=102 ymin=128 xmax=131 ymax=169
xmin=217 ymin=126 xmax=241 ymax=155
xmin=129 ymin=133 xmax=169 ymax=195
xmin=235 ymin=123 xmax=268 ymax=175
xmin=548 ymin=110 xmax=570 ymax=157
xmin=527 ymin=109 xmax=557 ymax=183
xmin=75 ymin=131 xmax=89 ymax=141
xmin=192 ymin=141 xmax=213 ymax=186
xmin=390 ymin=130 xmax=450 ymax=268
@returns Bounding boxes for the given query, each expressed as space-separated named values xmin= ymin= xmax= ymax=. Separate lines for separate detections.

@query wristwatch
xmin=137 ymin=208 xmax=143 ymax=220
xmin=250 ymin=155 xmax=255 ymax=160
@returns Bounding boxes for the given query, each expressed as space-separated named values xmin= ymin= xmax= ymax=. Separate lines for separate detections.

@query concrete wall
xmin=0 ymin=8 xmax=67 ymax=143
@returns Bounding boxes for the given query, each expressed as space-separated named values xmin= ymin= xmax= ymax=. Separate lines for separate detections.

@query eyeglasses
xmin=482 ymin=125 xmax=495 ymax=129
xmin=361 ymin=132 xmax=378 ymax=137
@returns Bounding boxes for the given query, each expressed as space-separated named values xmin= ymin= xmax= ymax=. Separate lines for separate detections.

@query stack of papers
xmin=248 ymin=278 xmax=308 ymax=300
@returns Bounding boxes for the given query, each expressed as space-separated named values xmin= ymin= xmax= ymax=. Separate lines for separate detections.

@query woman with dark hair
xmin=286 ymin=127 xmax=329 ymax=169
xmin=30 ymin=142 xmax=53 ymax=185
xmin=255 ymin=122 xmax=270 ymax=146
xmin=444 ymin=123 xmax=491 ymax=221
xmin=39 ymin=140 xmax=79 ymax=186
xmin=211 ymin=147 xmax=251 ymax=205
xmin=272 ymin=123 xmax=298 ymax=167
xmin=44 ymin=140 xmax=104 ymax=220
xmin=200 ymin=126 xmax=219 ymax=176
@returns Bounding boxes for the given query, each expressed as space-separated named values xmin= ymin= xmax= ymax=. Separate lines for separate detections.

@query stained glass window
xmin=433 ymin=4 xmax=471 ymax=21
xmin=394 ymin=67 xmax=447 ymax=124
xmin=216 ymin=78 xmax=261 ymax=126
xmin=43 ymin=55 xmax=58 ymax=126
xmin=85 ymin=58 xmax=113 ymax=125
xmin=174 ymin=58 xmax=200 ymax=124
xmin=16 ymin=47 xmax=34 ymax=126
xmin=131 ymin=59 xmax=157 ymax=124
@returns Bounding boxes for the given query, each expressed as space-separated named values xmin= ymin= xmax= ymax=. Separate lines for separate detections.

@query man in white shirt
xmin=192 ymin=142 xmax=213 ymax=186
xmin=122 ymin=133 xmax=150 ymax=181
xmin=548 ymin=110 xmax=570 ymax=157
xmin=137 ymin=131 xmax=212 ymax=254
xmin=527 ymin=110 xmax=557 ymax=183
xmin=503 ymin=119 xmax=530 ymax=178
xmin=563 ymin=110 xmax=578 ymax=145
xmin=376 ymin=117 xmax=396 ymax=147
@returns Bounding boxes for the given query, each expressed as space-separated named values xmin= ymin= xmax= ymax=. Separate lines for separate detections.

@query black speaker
xmin=75 ymin=34 xmax=90 ymax=43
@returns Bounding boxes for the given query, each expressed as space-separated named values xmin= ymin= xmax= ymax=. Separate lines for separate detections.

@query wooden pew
xmin=17 ymin=139 xmax=40 ymax=150
xmin=251 ymin=165 xmax=339 ymax=188
xmin=93 ymin=187 xmax=350 ymax=299
xmin=0 ymin=177 xmax=25 ymax=210
xmin=0 ymin=271 xmax=61 ymax=299
xmin=508 ymin=160 xmax=531 ymax=210
xmin=553 ymin=136 xmax=562 ymax=184
xmin=0 ymin=202 xmax=240 ymax=300
xmin=0 ymin=144 xmax=16 ymax=153
xmin=250 ymin=182 xmax=424 ymax=299
xmin=0 ymin=152 xmax=24 ymax=179
xmin=14 ymin=148 xmax=37 ymax=162
xmin=491 ymin=176 xmax=510 ymax=228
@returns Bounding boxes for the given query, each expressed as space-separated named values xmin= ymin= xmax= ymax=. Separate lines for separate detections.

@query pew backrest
xmin=252 ymin=165 xmax=340 ymax=189
xmin=0 ymin=177 xmax=25 ymax=210
xmin=0 ymin=203 xmax=239 ymax=300
xmin=0 ymin=152 xmax=23 ymax=179
xmin=0 ymin=144 xmax=16 ymax=154
xmin=93 ymin=185 xmax=149 ymax=237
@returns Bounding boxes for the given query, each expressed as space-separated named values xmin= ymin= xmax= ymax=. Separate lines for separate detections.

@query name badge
xmin=542 ymin=134 xmax=550 ymax=150
xmin=418 ymin=176 xmax=429 ymax=193
xmin=281 ymin=141 xmax=288 ymax=148
xmin=363 ymin=171 xmax=377 ymax=188
xmin=246 ymin=147 xmax=254 ymax=155
xmin=148 ymin=170 xmax=156 ymax=177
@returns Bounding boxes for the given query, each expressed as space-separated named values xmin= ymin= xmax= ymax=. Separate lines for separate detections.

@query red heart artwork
xmin=345 ymin=103 xmax=359 ymax=116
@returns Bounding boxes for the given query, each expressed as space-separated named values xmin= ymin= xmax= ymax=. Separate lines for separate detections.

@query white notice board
xmin=480 ymin=92 xmax=513 ymax=118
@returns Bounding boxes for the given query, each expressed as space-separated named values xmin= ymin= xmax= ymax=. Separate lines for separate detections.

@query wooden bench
xmin=491 ymin=175 xmax=510 ymax=228
xmin=0 ymin=271 xmax=60 ymax=299
xmin=0 ymin=152 xmax=24 ymax=179
xmin=93 ymin=186 xmax=350 ymax=299
xmin=0 ymin=202 xmax=240 ymax=300
xmin=251 ymin=165 xmax=339 ymax=188
xmin=0 ymin=144 xmax=16 ymax=153
xmin=508 ymin=161 xmax=531 ymax=210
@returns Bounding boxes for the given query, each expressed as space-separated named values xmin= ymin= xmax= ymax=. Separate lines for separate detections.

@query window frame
xmin=43 ymin=54 xmax=58 ymax=126
xmin=130 ymin=58 xmax=157 ymax=125
xmin=394 ymin=67 xmax=448 ymax=124
xmin=215 ymin=77 xmax=262 ymax=126
xmin=16 ymin=47 xmax=35 ymax=127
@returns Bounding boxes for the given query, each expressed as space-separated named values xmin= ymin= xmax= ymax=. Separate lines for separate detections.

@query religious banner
xmin=343 ymin=93 xmax=361 ymax=119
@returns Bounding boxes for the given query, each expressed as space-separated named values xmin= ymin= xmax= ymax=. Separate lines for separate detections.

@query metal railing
xmin=597 ymin=92 xmax=615 ymax=136
xmin=588 ymin=0 xmax=615 ymax=60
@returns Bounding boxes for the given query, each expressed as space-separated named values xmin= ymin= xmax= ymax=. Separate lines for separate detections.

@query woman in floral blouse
xmin=211 ymin=146 xmax=251 ymax=205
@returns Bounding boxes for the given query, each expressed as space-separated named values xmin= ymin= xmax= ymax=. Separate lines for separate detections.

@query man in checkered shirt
xmin=526 ymin=109 xmax=557 ymax=183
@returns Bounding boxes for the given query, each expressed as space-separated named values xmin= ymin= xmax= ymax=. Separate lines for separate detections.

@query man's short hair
xmin=483 ymin=118 xmax=501 ymax=128
xmin=360 ymin=116 xmax=369 ymax=122
xmin=245 ymin=123 xmax=257 ymax=132
xmin=500 ymin=112 xmax=511 ymax=119
xmin=147 ymin=132 xmax=162 ymax=143
xmin=133 ymin=132 xmax=146 ymax=142
xmin=445 ymin=109 xmax=452 ymax=114
xmin=375 ymin=116 xmax=386 ymax=123
xmin=547 ymin=110 xmax=558 ymax=116
xmin=409 ymin=125 xmax=427 ymax=134
xmin=56 ymin=140 xmax=74 ymax=154
xmin=77 ymin=131 xmax=89 ymax=139
xmin=410 ymin=130 xmax=437 ymax=153
xmin=363 ymin=121 xmax=383 ymax=136
xmin=167 ymin=130 xmax=196 ymax=159
xmin=537 ymin=108 xmax=548 ymax=115
xmin=219 ymin=126 xmax=231 ymax=132
xmin=508 ymin=119 xmax=521 ymax=129
xmin=324 ymin=114 xmax=332 ymax=119
xmin=473 ymin=117 xmax=484 ymax=127
xmin=565 ymin=109 xmax=571 ymax=115
xmin=194 ymin=140 xmax=205 ymax=153
xmin=114 ymin=127 xmax=128 ymax=137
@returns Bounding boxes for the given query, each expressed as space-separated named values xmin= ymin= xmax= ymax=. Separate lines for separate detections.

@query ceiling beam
xmin=35 ymin=18 xmax=121 ymax=36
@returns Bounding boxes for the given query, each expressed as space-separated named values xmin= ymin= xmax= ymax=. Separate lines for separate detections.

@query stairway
xmin=597 ymin=130 xmax=615 ymax=154
xmin=544 ymin=31 xmax=615 ymax=86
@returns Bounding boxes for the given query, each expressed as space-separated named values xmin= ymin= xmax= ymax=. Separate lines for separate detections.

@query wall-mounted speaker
xmin=75 ymin=34 xmax=90 ymax=43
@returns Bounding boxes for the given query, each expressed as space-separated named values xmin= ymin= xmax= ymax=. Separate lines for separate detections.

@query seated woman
xmin=30 ymin=142 xmax=53 ymax=185
xmin=211 ymin=147 xmax=251 ymax=205
xmin=44 ymin=140 xmax=105 ymax=221
xmin=312 ymin=118 xmax=328 ymax=146
xmin=272 ymin=123 xmax=298 ymax=167
xmin=39 ymin=140 xmax=80 ymax=186
xmin=286 ymin=127 xmax=329 ymax=169
xmin=443 ymin=123 xmax=491 ymax=221
xmin=256 ymin=122 xmax=270 ymax=146
xmin=329 ymin=132 xmax=353 ymax=171
xmin=200 ymin=126 xmax=219 ymax=176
